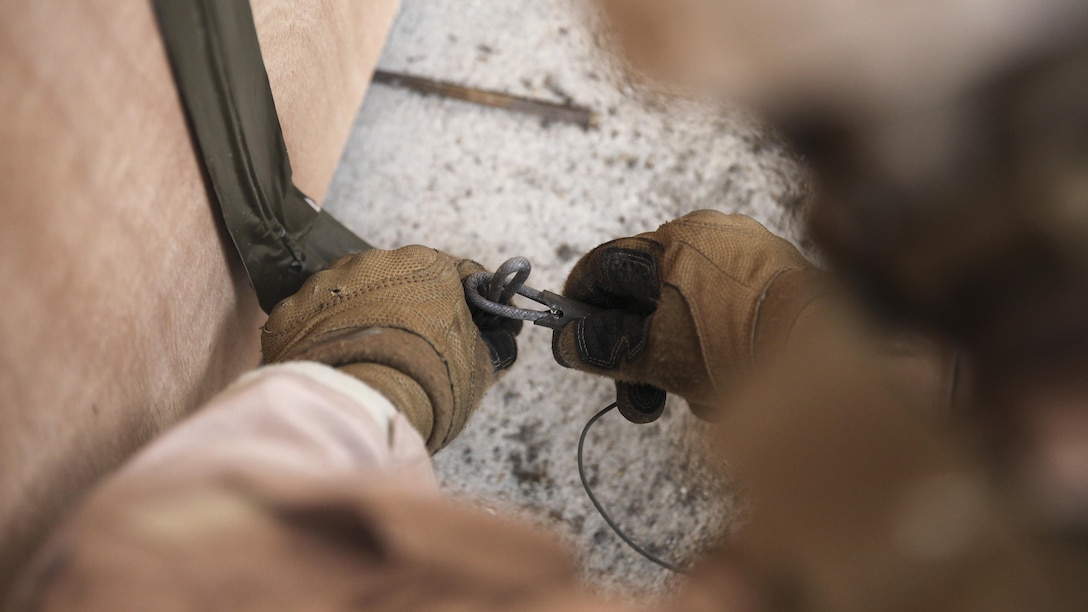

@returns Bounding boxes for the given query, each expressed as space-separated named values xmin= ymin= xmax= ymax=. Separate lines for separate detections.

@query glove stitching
xmin=749 ymin=267 xmax=802 ymax=368
xmin=437 ymin=353 xmax=458 ymax=449
xmin=265 ymin=268 xmax=445 ymax=339
xmin=286 ymin=325 xmax=442 ymax=367
xmin=672 ymin=237 xmax=762 ymax=289
xmin=465 ymin=333 xmax=484 ymax=439
xmin=575 ymin=319 xmax=643 ymax=370
xmin=332 ymin=270 xmax=440 ymax=306
xmin=266 ymin=269 xmax=433 ymax=327
xmin=671 ymin=219 xmax=763 ymax=237
xmin=283 ymin=306 xmax=457 ymax=372
xmin=629 ymin=315 xmax=651 ymax=360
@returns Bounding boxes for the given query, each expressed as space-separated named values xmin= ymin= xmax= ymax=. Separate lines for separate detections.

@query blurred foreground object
xmin=681 ymin=324 xmax=1076 ymax=612
xmin=598 ymin=0 xmax=1088 ymax=606
xmin=598 ymin=0 xmax=1088 ymax=455
xmin=597 ymin=0 xmax=1087 ymax=118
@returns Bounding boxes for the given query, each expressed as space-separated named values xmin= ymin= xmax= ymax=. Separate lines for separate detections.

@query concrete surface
xmin=325 ymin=0 xmax=809 ymax=599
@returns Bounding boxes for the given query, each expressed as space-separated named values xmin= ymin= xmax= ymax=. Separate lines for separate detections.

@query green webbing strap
xmin=152 ymin=0 xmax=371 ymax=313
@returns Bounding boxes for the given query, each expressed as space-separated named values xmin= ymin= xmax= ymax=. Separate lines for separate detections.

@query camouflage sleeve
xmin=10 ymin=364 xmax=616 ymax=611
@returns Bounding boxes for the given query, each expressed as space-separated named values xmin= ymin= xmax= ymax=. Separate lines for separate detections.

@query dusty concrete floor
xmin=325 ymin=0 xmax=808 ymax=599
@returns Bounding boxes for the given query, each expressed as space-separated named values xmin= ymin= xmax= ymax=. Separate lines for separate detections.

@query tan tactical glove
xmin=553 ymin=210 xmax=825 ymax=422
xmin=262 ymin=246 xmax=521 ymax=453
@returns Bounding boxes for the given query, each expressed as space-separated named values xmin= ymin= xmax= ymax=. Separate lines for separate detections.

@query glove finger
xmin=551 ymin=238 xmax=660 ymax=375
xmin=455 ymin=258 xmax=487 ymax=280
xmin=563 ymin=237 xmax=663 ymax=313
xmin=456 ymin=257 xmax=524 ymax=372
xmin=481 ymin=326 xmax=518 ymax=372
xmin=615 ymin=381 xmax=667 ymax=424
xmin=687 ymin=400 xmax=723 ymax=422
xmin=551 ymin=308 xmax=652 ymax=374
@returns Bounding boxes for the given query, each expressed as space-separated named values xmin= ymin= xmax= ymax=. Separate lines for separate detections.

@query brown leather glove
xmin=552 ymin=210 xmax=825 ymax=421
xmin=262 ymin=245 xmax=520 ymax=453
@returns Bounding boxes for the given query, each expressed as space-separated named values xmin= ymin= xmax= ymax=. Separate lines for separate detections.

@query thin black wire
xmin=577 ymin=402 xmax=690 ymax=574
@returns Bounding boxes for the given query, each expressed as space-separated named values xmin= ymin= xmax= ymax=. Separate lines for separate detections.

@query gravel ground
xmin=325 ymin=0 xmax=809 ymax=599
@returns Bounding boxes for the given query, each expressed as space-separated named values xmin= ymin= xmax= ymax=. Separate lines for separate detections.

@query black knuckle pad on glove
xmin=553 ymin=241 xmax=664 ymax=373
xmin=595 ymin=247 xmax=661 ymax=310
xmin=564 ymin=239 xmax=663 ymax=308
xmin=566 ymin=311 xmax=651 ymax=370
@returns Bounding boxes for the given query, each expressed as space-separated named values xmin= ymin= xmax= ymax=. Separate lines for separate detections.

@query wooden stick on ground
xmin=373 ymin=69 xmax=597 ymax=130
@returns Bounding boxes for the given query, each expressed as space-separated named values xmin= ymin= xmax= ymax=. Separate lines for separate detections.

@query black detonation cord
xmin=577 ymin=403 xmax=690 ymax=574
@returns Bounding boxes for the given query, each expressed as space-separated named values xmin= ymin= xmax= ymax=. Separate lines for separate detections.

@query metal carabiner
xmin=463 ymin=257 xmax=603 ymax=331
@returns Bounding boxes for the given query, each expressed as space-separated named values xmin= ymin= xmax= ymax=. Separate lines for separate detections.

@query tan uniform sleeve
xmin=9 ymin=364 xmax=621 ymax=612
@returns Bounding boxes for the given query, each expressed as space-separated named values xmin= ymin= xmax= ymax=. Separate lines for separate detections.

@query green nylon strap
xmin=152 ymin=0 xmax=371 ymax=313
